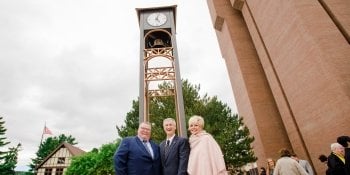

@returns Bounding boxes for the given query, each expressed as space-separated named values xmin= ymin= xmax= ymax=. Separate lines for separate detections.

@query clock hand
xmin=156 ymin=14 xmax=159 ymax=22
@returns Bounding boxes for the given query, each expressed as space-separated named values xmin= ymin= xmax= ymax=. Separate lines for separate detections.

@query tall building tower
xmin=206 ymin=0 xmax=350 ymax=174
xmin=136 ymin=5 xmax=187 ymax=137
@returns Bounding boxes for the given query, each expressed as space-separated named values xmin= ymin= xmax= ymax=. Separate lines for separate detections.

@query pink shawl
xmin=187 ymin=131 xmax=228 ymax=175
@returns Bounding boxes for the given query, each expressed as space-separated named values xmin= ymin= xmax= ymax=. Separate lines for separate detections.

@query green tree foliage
xmin=28 ymin=134 xmax=77 ymax=173
xmin=0 ymin=143 xmax=21 ymax=175
xmin=116 ymin=80 xmax=257 ymax=172
xmin=0 ymin=116 xmax=22 ymax=175
xmin=219 ymin=115 xmax=257 ymax=173
xmin=116 ymin=80 xmax=204 ymax=141
xmin=0 ymin=117 xmax=10 ymax=150
xmin=116 ymin=100 xmax=139 ymax=138
xmin=65 ymin=140 xmax=120 ymax=175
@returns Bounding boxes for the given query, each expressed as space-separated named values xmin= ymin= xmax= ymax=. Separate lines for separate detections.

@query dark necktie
xmin=165 ymin=140 xmax=170 ymax=156
xmin=143 ymin=140 xmax=153 ymax=158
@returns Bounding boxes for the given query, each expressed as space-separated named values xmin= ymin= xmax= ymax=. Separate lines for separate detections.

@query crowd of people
xmin=260 ymin=136 xmax=350 ymax=175
xmin=113 ymin=115 xmax=227 ymax=175
xmin=320 ymin=136 xmax=350 ymax=175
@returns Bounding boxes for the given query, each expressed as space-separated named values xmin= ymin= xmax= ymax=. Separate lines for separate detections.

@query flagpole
xmin=39 ymin=122 xmax=46 ymax=146
xmin=35 ymin=122 xmax=46 ymax=174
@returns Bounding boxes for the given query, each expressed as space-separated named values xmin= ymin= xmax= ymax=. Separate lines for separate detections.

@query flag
xmin=43 ymin=126 xmax=53 ymax=135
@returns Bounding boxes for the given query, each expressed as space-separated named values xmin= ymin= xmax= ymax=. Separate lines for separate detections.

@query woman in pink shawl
xmin=187 ymin=115 xmax=228 ymax=175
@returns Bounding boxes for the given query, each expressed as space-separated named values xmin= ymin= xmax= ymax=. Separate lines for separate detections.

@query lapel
xmin=135 ymin=137 xmax=153 ymax=159
xmin=160 ymin=141 xmax=166 ymax=160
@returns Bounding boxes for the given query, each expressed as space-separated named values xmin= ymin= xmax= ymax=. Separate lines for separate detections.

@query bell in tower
xmin=152 ymin=38 xmax=165 ymax=48
xmin=145 ymin=30 xmax=171 ymax=49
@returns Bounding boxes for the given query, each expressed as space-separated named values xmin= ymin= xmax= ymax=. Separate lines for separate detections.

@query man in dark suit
xmin=160 ymin=118 xmax=190 ymax=175
xmin=327 ymin=142 xmax=348 ymax=175
xmin=114 ymin=122 xmax=162 ymax=175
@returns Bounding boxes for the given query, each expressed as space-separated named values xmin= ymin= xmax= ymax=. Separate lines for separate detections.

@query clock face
xmin=147 ymin=12 xmax=167 ymax=27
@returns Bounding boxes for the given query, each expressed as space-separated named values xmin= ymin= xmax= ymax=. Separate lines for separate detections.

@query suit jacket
xmin=327 ymin=152 xmax=348 ymax=175
xmin=298 ymin=159 xmax=314 ymax=175
xmin=160 ymin=136 xmax=190 ymax=175
xmin=114 ymin=136 xmax=162 ymax=175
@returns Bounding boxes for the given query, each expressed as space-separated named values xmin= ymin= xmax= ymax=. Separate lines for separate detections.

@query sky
xmin=0 ymin=0 xmax=236 ymax=171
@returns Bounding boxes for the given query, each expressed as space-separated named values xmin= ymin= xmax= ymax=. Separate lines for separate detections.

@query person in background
xmin=260 ymin=167 xmax=267 ymax=175
xmin=318 ymin=154 xmax=330 ymax=175
xmin=266 ymin=158 xmax=276 ymax=175
xmin=291 ymin=153 xmax=314 ymax=175
xmin=273 ymin=148 xmax=308 ymax=175
xmin=113 ymin=122 xmax=162 ymax=175
xmin=337 ymin=135 xmax=350 ymax=174
xmin=327 ymin=142 xmax=348 ymax=175
xmin=187 ymin=115 xmax=228 ymax=175
xmin=318 ymin=154 xmax=328 ymax=165
xmin=160 ymin=118 xmax=190 ymax=175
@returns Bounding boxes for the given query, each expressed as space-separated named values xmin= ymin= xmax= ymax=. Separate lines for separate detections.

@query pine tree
xmin=0 ymin=116 xmax=10 ymax=158
xmin=219 ymin=115 xmax=257 ymax=173
xmin=0 ymin=116 xmax=22 ymax=175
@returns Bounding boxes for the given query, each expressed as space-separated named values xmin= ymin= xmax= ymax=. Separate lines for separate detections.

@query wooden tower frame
xmin=136 ymin=5 xmax=187 ymax=137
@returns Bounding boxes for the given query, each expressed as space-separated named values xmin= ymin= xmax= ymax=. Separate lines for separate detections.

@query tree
xmin=116 ymin=80 xmax=257 ymax=172
xmin=27 ymin=134 xmax=77 ymax=174
xmin=117 ymin=80 xmax=205 ymax=141
xmin=0 ymin=117 xmax=10 ymax=164
xmin=219 ymin=115 xmax=257 ymax=173
xmin=116 ymin=100 xmax=139 ymax=138
xmin=0 ymin=116 xmax=22 ymax=175
xmin=65 ymin=140 xmax=120 ymax=175
xmin=0 ymin=143 xmax=21 ymax=175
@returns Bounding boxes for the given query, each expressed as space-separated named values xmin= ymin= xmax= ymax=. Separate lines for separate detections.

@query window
xmin=55 ymin=168 xmax=64 ymax=175
xmin=44 ymin=168 xmax=52 ymax=175
xmin=57 ymin=157 xmax=65 ymax=164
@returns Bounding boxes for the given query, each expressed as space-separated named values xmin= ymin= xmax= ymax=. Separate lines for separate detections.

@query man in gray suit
xmin=160 ymin=118 xmax=190 ymax=175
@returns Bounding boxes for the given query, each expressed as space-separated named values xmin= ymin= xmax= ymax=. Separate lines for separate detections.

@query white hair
xmin=188 ymin=115 xmax=205 ymax=128
xmin=163 ymin=118 xmax=176 ymax=126
xmin=331 ymin=142 xmax=343 ymax=151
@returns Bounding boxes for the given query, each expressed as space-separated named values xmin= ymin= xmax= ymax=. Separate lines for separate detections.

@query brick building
xmin=206 ymin=0 xmax=350 ymax=174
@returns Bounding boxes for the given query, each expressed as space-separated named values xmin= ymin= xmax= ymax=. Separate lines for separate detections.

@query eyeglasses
xmin=140 ymin=127 xmax=151 ymax=131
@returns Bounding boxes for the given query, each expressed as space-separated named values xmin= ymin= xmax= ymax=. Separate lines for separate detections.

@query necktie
xmin=143 ymin=140 xmax=154 ymax=158
xmin=165 ymin=140 xmax=170 ymax=156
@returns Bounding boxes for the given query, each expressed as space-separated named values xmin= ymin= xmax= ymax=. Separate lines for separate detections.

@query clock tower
xmin=136 ymin=5 xmax=187 ymax=137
